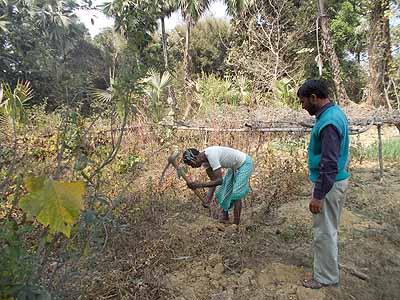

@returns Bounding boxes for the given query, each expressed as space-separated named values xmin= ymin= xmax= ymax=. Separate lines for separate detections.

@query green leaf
xmin=19 ymin=177 xmax=85 ymax=237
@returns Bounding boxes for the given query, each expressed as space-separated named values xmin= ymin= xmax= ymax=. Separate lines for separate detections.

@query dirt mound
xmin=166 ymin=254 xmax=329 ymax=300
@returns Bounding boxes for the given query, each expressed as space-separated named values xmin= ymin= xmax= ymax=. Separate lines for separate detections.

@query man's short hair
xmin=183 ymin=148 xmax=200 ymax=164
xmin=297 ymin=79 xmax=329 ymax=99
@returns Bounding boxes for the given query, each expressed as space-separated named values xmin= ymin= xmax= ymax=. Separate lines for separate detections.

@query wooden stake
xmin=377 ymin=124 xmax=384 ymax=179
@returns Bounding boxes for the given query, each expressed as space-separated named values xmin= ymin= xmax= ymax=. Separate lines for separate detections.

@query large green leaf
xmin=19 ymin=177 xmax=85 ymax=237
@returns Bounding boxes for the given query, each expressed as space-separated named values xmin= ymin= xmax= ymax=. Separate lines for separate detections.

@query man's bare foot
xmin=219 ymin=211 xmax=229 ymax=223
xmin=233 ymin=201 xmax=241 ymax=225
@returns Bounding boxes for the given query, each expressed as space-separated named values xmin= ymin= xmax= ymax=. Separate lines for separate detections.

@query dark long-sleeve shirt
xmin=313 ymin=103 xmax=341 ymax=200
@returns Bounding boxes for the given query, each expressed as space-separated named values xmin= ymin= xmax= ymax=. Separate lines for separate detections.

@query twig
xmin=54 ymin=113 xmax=69 ymax=180
xmin=223 ymin=263 xmax=240 ymax=276
xmin=339 ymin=263 xmax=369 ymax=281
xmin=391 ymin=78 xmax=400 ymax=110
xmin=171 ymin=256 xmax=192 ymax=261
xmin=377 ymin=124 xmax=384 ymax=179
xmin=89 ymin=100 xmax=129 ymax=181
xmin=102 ymin=221 xmax=109 ymax=250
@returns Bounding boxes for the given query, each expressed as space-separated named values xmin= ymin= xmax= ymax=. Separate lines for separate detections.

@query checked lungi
xmin=215 ymin=155 xmax=253 ymax=212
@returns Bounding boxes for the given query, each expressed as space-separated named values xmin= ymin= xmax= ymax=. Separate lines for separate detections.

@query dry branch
xmin=339 ymin=263 xmax=369 ymax=281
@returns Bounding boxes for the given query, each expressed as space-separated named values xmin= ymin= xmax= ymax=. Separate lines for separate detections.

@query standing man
xmin=182 ymin=146 xmax=253 ymax=225
xmin=298 ymin=79 xmax=350 ymax=289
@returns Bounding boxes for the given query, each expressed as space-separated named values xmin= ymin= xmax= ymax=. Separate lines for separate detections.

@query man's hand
xmin=187 ymin=181 xmax=202 ymax=190
xmin=309 ymin=198 xmax=323 ymax=214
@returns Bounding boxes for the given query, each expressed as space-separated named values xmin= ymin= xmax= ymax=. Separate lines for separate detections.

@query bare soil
xmin=45 ymin=162 xmax=400 ymax=300
xmin=42 ymin=113 xmax=400 ymax=300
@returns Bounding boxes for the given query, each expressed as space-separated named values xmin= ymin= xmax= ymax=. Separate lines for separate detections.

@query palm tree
xmin=177 ymin=0 xmax=210 ymax=88
xmin=155 ymin=0 xmax=178 ymax=70
xmin=90 ymin=30 xmax=127 ymax=107
xmin=142 ymin=69 xmax=172 ymax=121
xmin=224 ymin=0 xmax=252 ymax=17
xmin=154 ymin=1 xmax=179 ymax=121
xmin=179 ymin=0 xmax=249 ymax=117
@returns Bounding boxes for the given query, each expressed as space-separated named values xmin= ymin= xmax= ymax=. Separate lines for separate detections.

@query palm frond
xmin=142 ymin=69 xmax=171 ymax=91
xmin=159 ymin=72 xmax=172 ymax=90
xmin=0 ymin=80 xmax=33 ymax=124
xmin=89 ymin=88 xmax=113 ymax=103
xmin=57 ymin=13 xmax=71 ymax=28
xmin=15 ymin=80 xmax=34 ymax=103
xmin=0 ymin=111 xmax=10 ymax=137
xmin=179 ymin=0 xmax=210 ymax=20
xmin=225 ymin=0 xmax=252 ymax=16
xmin=0 ymin=18 xmax=9 ymax=32
xmin=99 ymin=1 xmax=113 ymax=16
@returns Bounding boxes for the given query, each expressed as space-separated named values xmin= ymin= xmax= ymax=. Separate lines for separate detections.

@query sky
xmin=75 ymin=0 xmax=229 ymax=37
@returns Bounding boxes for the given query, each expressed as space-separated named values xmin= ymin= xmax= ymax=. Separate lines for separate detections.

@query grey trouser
xmin=313 ymin=179 xmax=349 ymax=285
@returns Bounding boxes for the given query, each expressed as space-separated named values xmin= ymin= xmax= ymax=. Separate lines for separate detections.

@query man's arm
xmin=205 ymin=167 xmax=218 ymax=201
xmin=314 ymin=125 xmax=341 ymax=199
xmin=187 ymin=168 xmax=223 ymax=189
xmin=309 ymin=125 xmax=341 ymax=213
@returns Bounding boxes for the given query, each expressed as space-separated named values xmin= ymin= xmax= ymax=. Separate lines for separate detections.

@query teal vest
xmin=308 ymin=104 xmax=350 ymax=182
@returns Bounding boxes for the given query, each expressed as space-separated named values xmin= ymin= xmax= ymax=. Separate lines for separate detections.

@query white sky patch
xmin=75 ymin=0 xmax=114 ymax=37
xmin=76 ymin=0 xmax=228 ymax=37
xmin=164 ymin=1 xmax=229 ymax=32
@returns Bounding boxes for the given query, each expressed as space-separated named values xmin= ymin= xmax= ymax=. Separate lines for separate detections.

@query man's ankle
xmin=221 ymin=211 xmax=229 ymax=220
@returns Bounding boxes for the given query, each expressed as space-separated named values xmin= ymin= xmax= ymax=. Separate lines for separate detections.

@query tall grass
xmin=352 ymin=137 xmax=400 ymax=162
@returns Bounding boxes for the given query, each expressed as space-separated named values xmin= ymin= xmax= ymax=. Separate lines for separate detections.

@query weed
xmin=273 ymin=78 xmax=301 ymax=110
xmin=280 ymin=220 xmax=312 ymax=242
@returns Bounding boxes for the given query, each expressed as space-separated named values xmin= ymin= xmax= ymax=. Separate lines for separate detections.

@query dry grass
xmin=6 ymin=109 xmax=400 ymax=300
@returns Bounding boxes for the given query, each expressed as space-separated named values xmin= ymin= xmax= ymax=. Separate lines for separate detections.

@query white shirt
xmin=203 ymin=146 xmax=247 ymax=171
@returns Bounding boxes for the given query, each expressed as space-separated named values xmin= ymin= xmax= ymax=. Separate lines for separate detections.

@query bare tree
xmin=227 ymin=0 xmax=314 ymax=92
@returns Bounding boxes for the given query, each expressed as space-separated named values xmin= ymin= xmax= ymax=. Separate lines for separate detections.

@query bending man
xmin=182 ymin=146 xmax=253 ymax=225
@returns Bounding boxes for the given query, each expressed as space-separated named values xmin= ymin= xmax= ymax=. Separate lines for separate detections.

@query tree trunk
xmin=184 ymin=16 xmax=192 ymax=87
xmin=161 ymin=16 xmax=168 ymax=70
xmin=183 ymin=15 xmax=194 ymax=119
xmin=318 ymin=0 xmax=351 ymax=105
xmin=161 ymin=16 xmax=177 ymax=122
xmin=366 ymin=0 xmax=391 ymax=107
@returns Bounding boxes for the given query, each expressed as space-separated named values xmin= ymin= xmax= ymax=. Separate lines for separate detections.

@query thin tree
xmin=157 ymin=0 xmax=178 ymax=121
xmin=178 ymin=0 xmax=210 ymax=89
xmin=157 ymin=0 xmax=177 ymax=70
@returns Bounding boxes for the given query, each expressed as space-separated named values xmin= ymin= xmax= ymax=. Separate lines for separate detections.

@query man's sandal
xmin=303 ymin=279 xmax=339 ymax=289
